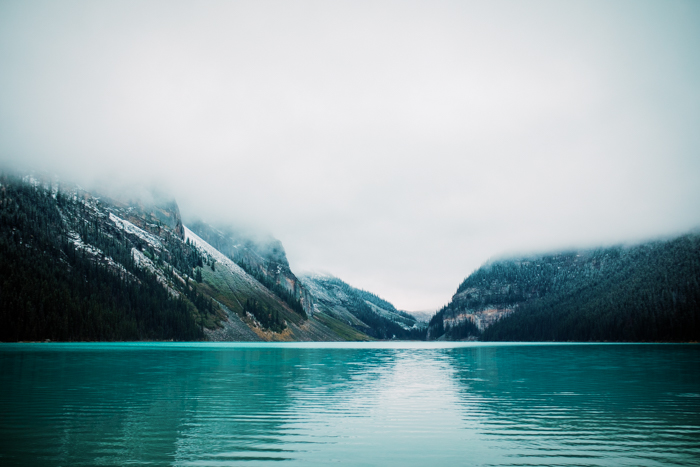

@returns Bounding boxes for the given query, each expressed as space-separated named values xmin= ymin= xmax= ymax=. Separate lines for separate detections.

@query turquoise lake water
xmin=1 ymin=342 xmax=699 ymax=466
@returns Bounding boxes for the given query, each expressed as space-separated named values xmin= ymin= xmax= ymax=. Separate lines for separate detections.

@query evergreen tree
xmin=0 ymin=174 xmax=209 ymax=342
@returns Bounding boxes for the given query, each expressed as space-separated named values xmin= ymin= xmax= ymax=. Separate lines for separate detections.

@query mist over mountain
xmin=2 ymin=172 xmax=699 ymax=343
xmin=428 ymin=236 xmax=700 ymax=342
xmin=1 ymin=1 xmax=700 ymax=339
xmin=0 ymin=173 xmax=421 ymax=342
xmin=405 ymin=310 xmax=436 ymax=323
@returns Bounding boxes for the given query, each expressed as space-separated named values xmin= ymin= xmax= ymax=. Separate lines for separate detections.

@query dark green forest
xmin=243 ymin=298 xmax=285 ymax=333
xmin=429 ymin=234 xmax=700 ymax=342
xmin=0 ymin=176 xmax=213 ymax=341
xmin=482 ymin=235 xmax=700 ymax=341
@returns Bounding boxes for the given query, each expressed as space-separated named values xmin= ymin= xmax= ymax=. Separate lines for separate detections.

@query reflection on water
xmin=447 ymin=345 xmax=700 ymax=466
xmin=1 ymin=343 xmax=698 ymax=466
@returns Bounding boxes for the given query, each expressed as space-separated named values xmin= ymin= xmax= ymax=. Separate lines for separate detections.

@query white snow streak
xmin=109 ymin=213 xmax=162 ymax=249
xmin=131 ymin=248 xmax=179 ymax=298
xmin=184 ymin=226 xmax=261 ymax=290
xmin=67 ymin=231 xmax=130 ymax=278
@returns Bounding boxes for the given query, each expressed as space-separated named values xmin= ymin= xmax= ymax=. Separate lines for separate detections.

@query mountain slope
xmin=0 ymin=174 xmax=377 ymax=342
xmin=428 ymin=235 xmax=700 ymax=342
xmin=187 ymin=221 xmax=313 ymax=317
xmin=300 ymin=273 xmax=426 ymax=340
xmin=0 ymin=175 xmax=210 ymax=341
xmin=185 ymin=227 xmax=345 ymax=341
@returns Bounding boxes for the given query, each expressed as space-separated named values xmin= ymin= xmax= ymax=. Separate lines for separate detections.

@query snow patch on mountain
xmin=109 ymin=213 xmax=162 ymax=250
xmin=67 ymin=231 xmax=103 ymax=257
xmin=184 ymin=226 xmax=261 ymax=290
xmin=66 ymin=230 xmax=132 ymax=279
xmin=131 ymin=248 xmax=179 ymax=298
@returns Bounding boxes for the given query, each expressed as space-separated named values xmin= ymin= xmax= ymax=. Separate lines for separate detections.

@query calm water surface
xmin=1 ymin=342 xmax=698 ymax=466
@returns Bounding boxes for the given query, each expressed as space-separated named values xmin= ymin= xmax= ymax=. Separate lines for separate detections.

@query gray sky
xmin=1 ymin=0 xmax=699 ymax=311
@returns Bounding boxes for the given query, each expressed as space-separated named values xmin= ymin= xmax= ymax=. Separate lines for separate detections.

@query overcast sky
xmin=1 ymin=0 xmax=699 ymax=311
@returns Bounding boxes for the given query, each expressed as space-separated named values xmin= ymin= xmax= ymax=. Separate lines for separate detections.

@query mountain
xmin=0 ymin=175 xmax=208 ymax=341
xmin=0 ymin=174 xmax=388 ymax=342
xmin=406 ymin=310 xmax=436 ymax=323
xmin=300 ymin=273 xmax=426 ymax=340
xmin=428 ymin=235 xmax=700 ymax=342
xmin=186 ymin=220 xmax=314 ymax=318
xmin=7 ymin=172 xmax=696 ymax=343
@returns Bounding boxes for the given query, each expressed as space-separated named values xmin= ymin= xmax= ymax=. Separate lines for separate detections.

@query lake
xmin=1 ymin=342 xmax=699 ymax=466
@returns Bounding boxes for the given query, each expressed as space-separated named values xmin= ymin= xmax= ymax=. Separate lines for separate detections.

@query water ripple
xmin=1 ymin=343 xmax=699 ymax=466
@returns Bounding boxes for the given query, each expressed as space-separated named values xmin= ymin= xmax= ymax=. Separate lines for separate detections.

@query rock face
xmin=92 ymin=188 xmax=187 ymax=241
xmin=442 ymin=308 xmax=514 ymax=332
xmin=299 ymin=273 xmax=426 ymax=340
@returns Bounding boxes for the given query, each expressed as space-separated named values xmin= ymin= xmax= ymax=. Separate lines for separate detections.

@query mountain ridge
xmin=0 ymin=173 xmax=417 ymax=342
xmin=299 ymin=272 xmax=426 ymax=340
xmin=2 ymin=172 xmax=698 ymax=342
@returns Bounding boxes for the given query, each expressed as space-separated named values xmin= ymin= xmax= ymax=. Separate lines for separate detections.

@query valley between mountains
xmin=1 ymin=174 xmax=698 ymax=342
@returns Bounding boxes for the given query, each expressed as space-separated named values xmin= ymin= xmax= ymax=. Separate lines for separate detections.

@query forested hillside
xmin=187 ymin=221 xmax=313 ymax=318
xmin=428 ymin=235 xmax=700 ymax=342
xmin=6 ymin=173 xmax=697 ymax=343
xmin=0 ymin=175 xmax=211 ymax=341
xmin=0 ymin=174 xmax=383 ymax=342
xmin=483 ymin=235 xmax=700 ymax=341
